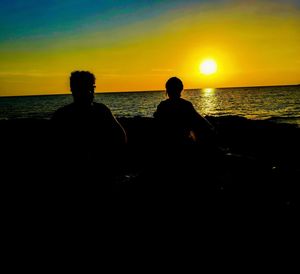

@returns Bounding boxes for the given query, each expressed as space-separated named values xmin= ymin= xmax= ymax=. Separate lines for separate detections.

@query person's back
xmin=154 ymin=97 xmax=197 ymax=144
xmin=51 ymin=71 xmax=127 ymax=185
xmin=152 ymin=77 xmax=222 ymax=192
xmin=53 ymin=101 xmax=125 ymax=144
xmin=52 ymin=71 xmax=126 ymax=145
xmin=154 ymin=77 xmax=215 ymax=145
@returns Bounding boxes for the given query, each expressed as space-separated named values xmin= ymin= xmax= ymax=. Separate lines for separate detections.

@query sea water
xmin=0 ymin=85 xmax=300 ymax=125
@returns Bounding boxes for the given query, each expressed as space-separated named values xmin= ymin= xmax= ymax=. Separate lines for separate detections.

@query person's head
xmin=70 ymin=71 xmax=96 ymax=105
xmin=165 ymin=77 xmax=184 ymax=99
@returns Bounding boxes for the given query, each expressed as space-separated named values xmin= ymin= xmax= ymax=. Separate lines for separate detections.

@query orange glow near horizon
xmin=0 ymin=1 xmax=299 ymax=96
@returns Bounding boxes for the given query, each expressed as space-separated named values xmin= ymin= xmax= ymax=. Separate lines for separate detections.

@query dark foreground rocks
xmin=0 ymin=116 xmax=299 ymax=214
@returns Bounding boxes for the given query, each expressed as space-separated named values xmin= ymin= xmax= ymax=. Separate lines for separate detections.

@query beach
xmin=1 ymin=116 xmax=299 ymax=213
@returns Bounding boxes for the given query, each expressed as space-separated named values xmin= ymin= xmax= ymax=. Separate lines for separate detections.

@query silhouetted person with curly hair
xmin=52 ymin=71 xmax=126 ymax=145
xmin=52 ymin=71 xmax=127 ymax=186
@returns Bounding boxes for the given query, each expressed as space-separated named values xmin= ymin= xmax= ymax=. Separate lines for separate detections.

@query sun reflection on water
xmin=191 ymin=88 xmax=218 ymax=116
xmin=203 ymin=88 xmax=215 ymax=95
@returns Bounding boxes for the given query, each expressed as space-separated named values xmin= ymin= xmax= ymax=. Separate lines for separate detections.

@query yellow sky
xmin=0 ymin=0 xmax=299 ymax=96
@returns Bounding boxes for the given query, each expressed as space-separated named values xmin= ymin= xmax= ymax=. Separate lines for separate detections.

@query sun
xmin=200 ymin=59 xmax=217 ymax=75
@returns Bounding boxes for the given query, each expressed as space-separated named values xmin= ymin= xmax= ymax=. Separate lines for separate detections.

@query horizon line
xmin=1 ymin=83 xmax=299 ymax=98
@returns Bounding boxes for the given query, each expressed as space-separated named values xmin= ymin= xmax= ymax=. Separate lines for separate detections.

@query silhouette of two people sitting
xmin=51 ymin=72 xmax=217 ymax=188
xmin=154 ymin=77 xmax=216 ymax=146
xmin=52 ymin=73 xmax=213 ymax=148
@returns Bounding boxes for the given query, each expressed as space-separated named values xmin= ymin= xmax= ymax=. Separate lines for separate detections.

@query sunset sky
xmin=0 ymin=0 xmax=299 ymax=96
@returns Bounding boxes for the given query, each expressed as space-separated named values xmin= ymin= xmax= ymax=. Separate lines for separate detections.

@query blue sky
xmin=0 ymin=0 xmax=299 ymax=95
xmin=0 ymin=0 xmax=209 ymax=42
xmin=1 ymin=0 xmax=298 ymax=45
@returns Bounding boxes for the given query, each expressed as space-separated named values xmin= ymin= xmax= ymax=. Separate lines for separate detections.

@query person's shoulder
xmin=93 ymin=102 xmax=106 ymax=108
xmin=179 ymin=98 xmax=192 ymax=104
xmin=52 ymin=103 xmax=75 ymax=119
xmin=179 ymin=98 xmax=194 ymax=107
xmin=92 ymin=102 xmax=114 ymax=117
xmin=157 ymin=99 xmax=173 ymax=111
xmin=158 ymin=99 xmax=171 ymax=107
xmin=93 ymin=102 xmax=111 ymax=111
xmin=159 ymin=99 xmax=169 ymax=104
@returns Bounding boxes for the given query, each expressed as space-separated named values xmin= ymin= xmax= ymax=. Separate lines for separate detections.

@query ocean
xmin=1 ymin=85 xmax=300 ymax=125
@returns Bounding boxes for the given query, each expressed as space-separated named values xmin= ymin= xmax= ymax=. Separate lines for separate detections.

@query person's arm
xmin=190 ymin=105 xmax=217 ymax=143
xmin=153 ymin=103 xmax=162 ymax=119
xmin=112 ymin=115 xmax=128 ymax=145
xmin=103 ymin=106 xmax=127 ymax=145
xmin=195 ymin=111 xmax=216 ymax=133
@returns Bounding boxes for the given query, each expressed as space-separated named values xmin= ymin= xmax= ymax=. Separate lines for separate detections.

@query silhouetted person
xmin=151 ymin=77 xmax=220 ymax=193
xmin=154 ymin=77 xmax=215 ymax=145
xmin=52 ymin=71 xmax=126 ymax=145
xmin=51 ymin=71 xmax=127 ymax=186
